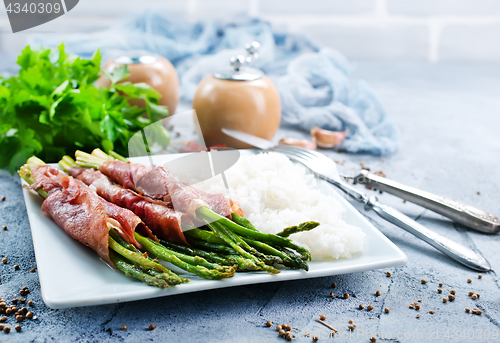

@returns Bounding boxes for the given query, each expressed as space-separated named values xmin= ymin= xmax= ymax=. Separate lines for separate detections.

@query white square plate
xmin=22 ymin=152 xmax=407 ymax=309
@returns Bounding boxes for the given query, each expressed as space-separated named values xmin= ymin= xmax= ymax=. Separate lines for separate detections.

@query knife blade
xmin=221 ymin=128 xmax=275 ymax=150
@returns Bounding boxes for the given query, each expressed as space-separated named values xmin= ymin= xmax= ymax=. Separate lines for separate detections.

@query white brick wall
xmin=0 ymin=0 xmax=499 ymax=61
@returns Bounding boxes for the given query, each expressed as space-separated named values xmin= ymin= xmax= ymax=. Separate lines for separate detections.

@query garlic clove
xmin=310 ymin=127 xmax=346 ymax=148
xmin=279 ymin=138 xmax=317 ymax=150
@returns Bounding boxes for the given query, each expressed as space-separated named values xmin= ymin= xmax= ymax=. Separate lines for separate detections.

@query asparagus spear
xmin=109 ymin=251 xmax=169 ymax=288
xmin=231 ymin=213 xmax=258 ymax=231
xmin=276 ymin=221 xmax=320 ymax=237
xmin=134 ymin=233 xmax=236 ymax=280
xmin=197 ymin=207 xmax=312 ymax=261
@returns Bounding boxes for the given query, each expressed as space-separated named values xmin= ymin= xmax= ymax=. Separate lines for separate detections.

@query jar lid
xmin=114 ymin=51 xmax=159 ymax=65
xmin=213 ymin=42 xmax=264 ymax=81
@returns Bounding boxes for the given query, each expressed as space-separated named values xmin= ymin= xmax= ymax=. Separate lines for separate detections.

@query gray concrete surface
xmin=1 ymin=62 xmax=499 ymax=342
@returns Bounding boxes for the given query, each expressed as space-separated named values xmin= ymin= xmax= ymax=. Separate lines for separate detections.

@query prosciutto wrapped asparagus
xmin=65 ymin=165 xmax=190 ymax=246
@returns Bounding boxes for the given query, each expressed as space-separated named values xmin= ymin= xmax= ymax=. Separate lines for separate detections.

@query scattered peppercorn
xmin=358 ymin=304 xmax=364 ymax=310
xmin=467 ymin=278 xmax=472 ymax=283
xmin=450 ymin=290 xmax=456 ymax=295
xmin=367 ymin=305 xmax=373 ymax=311
xmin=471 ymin=294 xmax=478 ymax=300
xmin=266 ymin=321 xmax=272 ymax=327
xmin=28 ymin=301 xmax=33 ymax=306
xmin=442 ymin=298 xmax=448 ymax=303
xmin=465 ymin=308 xmax=470 ymax=313
xmin=14 ymin=265 xmax=19 ymax=270
xmin=429 ymin=310 xmax=434 ymax=314
xmin=478 ymin=274 xmax=483 ymax=279
xmin=148 ymin=324 xmax=156 ymax=330
xmin=416 ymin=314 xmax=420 ymax=318
xmin=30 ymin=268 xmax=35 ymax=273
xmin=26 ymin=311 xmax=33 ymax=319
xmin=384 ymin=308 xmax=390 ymax=313
xmin=15 ymin=325 xmax=21 ymax=332
xmin=438 ymin=282 xmax=443 ymax=287
xmin=448 ymin=295 xmax=455 ymax=302
xmin=331 ymin=283 xmax=337 ymax=288
xmin=3 ymin=326 xmax=10 ymax=333
xmin=421 ymin=279 xmax=427 ymax=284
xmin=348 ymin=325 xmax=355 ymax=331
xmin=312 ymin=335 xmax=318 ymax=342
xmin=2 ymin=258 xmax=7 ymax=264
xmin=437 ymin=289 xmax=443 ymax=294
xmin=370 ymin=337 xmax=377 ymax=342
xmin=375 ymin=290 xmax=381 ymax=296
xmin=386 ymin=271 xmax=392 ymax=277
xmin=344 ymin=293 xmax=349 ymax=299
xmin=320 ymin=315 xmax=326 ymax=321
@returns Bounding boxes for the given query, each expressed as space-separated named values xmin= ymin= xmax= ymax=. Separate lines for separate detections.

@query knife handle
xmin=364 ymin=196 xmax=491 ymax=271
xmin=356 ymin=170 xmax=500 ymax=234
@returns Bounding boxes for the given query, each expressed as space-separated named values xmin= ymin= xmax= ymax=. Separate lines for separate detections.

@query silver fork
xmin=270 ymin=145 xmax=491 ymax=272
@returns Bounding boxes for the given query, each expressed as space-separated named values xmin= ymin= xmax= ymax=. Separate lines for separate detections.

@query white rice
xmin=191 ymin=152 xmax=365 ymax=261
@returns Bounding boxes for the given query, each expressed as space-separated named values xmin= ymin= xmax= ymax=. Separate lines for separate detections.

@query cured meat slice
xmin=99 ymin=160 xmax=233 ymax=218
xmin=68 ymin=167 xmax=189 ymax=245
xmin=27 ymin=168 xmax=112 ymax=264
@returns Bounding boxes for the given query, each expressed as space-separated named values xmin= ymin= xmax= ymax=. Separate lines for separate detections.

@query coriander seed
xmin=20 ymin=298 xmax=25 ymax=303
xmin=421 ymin=279 xmax=427 ymax=284
xmin=409 ymin=304 xmax=414 ymax=309
xmin=416 ymin=314 xmax=420 ymax=318
xmin=384 ymin=308 xmax=390 ymax=313
xmin=30 ymin=268 xmax=35 ymax=273
xmin=478 ymin=274 xmax=483 ymax=279
xmin=429 ymin=310 xmax=434 ymax=314
xmin=418 ymin=299 xmax=422 ymax=302
xmin=375 ymin=291 xmax=381 ymax=296
xmin=329 ymin=292 xmax=334 ymax=298
xmin=276 ymin=325 xmax=282 ymax=332
xmin=438 ymin=282 xmax=443 ymax=287
xmin=15 ymin=325 xmax=21 ymax=332
xmin=121 ymin=324 xmax=127 ymax=330
xmin=358 ymin=304 xmax=364 ymax=310
xmin=12 ymin=299 xmax=18 ymax=304
xmin=279 ymin=329 xmax=285 ymax=337
xmin=348 ymin=325 xmax=355 ymax=331
xmin=2 ymin=258 xmax=7 ymax=264
xmin=348 ymin=319 xmax=353 ymax=324
xmin=386 ymin=271 xmax=392 ymax=277
xmin=476 ymin=294 xmax=481 ymax=298
xmin=437 ymin=289 xmax=442 ymax=294
xmin=367 ymin=305 xmax=373 ymax=311
xmin=448 ymin=295 xmax=455 ymax=302
xmin=14 ymin=265 xmax=19 ymax=270
xmin=2 ymin=225 xmax=6 ymax=230
xmin=1 ymin=196 xmax=5 ymax=201
xmin=312 ymin=335 xmax=318 ymax=342
xmin=148 ymin=324 xmax=156 ymax=330
xmin=320 ymin=315 xmax=326 ymax=320
xmin=415 ymin=304 xmax=420 ymax=310
xmin=450 ymin=290 xmax=456 ymax=295
xmin=442 ymin=298 xmax=448 ymax=303
xmin=0 ymin=324 xmax=3 ymax=330
xmin=26 ymin=311 xmax=33 ymax=319
xmin=468 ymin=291 xmax=474 ymax=296
xmin=467 ymin=278 xmax=472 ymax=283
xmin=331 ymin=283 xmax=337 ymax=288
xmin=3 ymin=326 xmax=10 ymax=333
xmin=471 ymin=294 xmax=478 ymax=300
xmin=465 ymin=308 xmax=470 ymax=313
xmin=344 ymin=293 xmax=349 ymax=299
xmin=370 ymin=337 xmax=377 ymax=342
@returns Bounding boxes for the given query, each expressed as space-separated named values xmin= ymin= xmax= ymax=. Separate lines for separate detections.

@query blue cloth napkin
xmin=32 ymin=11 xmax=398 ymax=155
